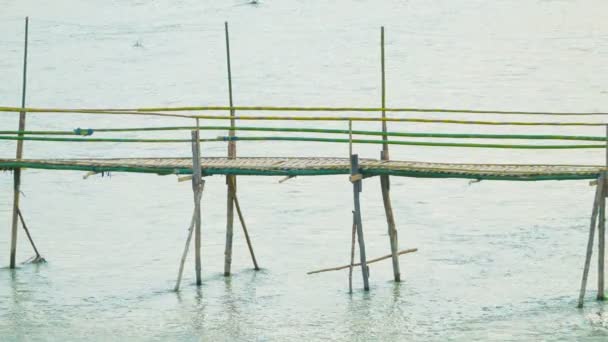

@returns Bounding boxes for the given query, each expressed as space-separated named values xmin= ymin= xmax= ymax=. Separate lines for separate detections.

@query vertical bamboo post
xmin=379 ymin=26 xmax=401 ymax=282
xmin=350 ymin=154 xmax=370 ymax=291
xmin=191 ymin=130 xmax=203 ymax=286
xmin=599 ymin=126 xmax=608 ymax=300
xmin=578 ymin=172 xmax=605 ymax=308
xmin=174 ymin=180 xmax=204 ymax=291
xmin=348 ymin=211 xmax=356 ymax=293
xmin=9 ymin=17 xmax=29 ymax=269
xmin=224 ymin=21 xmax=237 ymax=276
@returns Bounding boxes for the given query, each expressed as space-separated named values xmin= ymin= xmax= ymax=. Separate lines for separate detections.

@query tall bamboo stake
xmin=10 ymin=17 xmax=29 ymax=269
xmin=379 ymin=26 xmax=401 ymax=282
xmin=350 ymin=154 xmax=370 ymax=290
xmin=224 ymin=21 xmax=237 ymax=276
xmin=191 ymin=130 xmax=203 ymax=285
xmin=578 ymin=173 xmax=605 ymax=307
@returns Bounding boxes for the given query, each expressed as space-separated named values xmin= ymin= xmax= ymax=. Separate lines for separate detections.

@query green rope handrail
xmin=2 ymin=126 xmax=608 ymax=142
xmin=1 ymin=106 xmax=608 ymax=126
xmin=1 ymin=134 xmax=606 ymax=149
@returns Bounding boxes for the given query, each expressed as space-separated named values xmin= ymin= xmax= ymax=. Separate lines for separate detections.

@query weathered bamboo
xmin=578 ymin=173 xmax=605 ymax=307
xmin=174 ymin=180 xmax=204 ymax=291
xmin=600 ymin=126 xmax=608 ymax=300
xmin=230 ymin=177 xmax=260 ymax=270
xmin=348 ymin=211 xmax=356 ymax=293
xmin=379 ymin=26 xmax=401 ymax=282
xmin=17 ymin=209 xmax=43 ymax=262
xmin=350 ymin=154 xmax=370 ymax=290
xmin=191 ymin=130 xmax=203 ymax=286
xmin=598 ymin=177 xmax=606 ymax=300
xmin=308 ymin=248 xmax=418 ymax=275
xmin=224 ymin=21 xmax=237 ymax=276
xmin=9 ymin=17 xmax=29 ymax=269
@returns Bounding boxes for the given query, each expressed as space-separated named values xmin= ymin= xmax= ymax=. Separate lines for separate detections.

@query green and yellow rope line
xmin=2 ymin=105 xmax=608 ymax=116
xmin=2 ymin=106 xmax=608 ymax=126
xmin=1 ymin=134 xmax=606 ymax=149
xmin=2 ymin=126 xmax=608 ymax=142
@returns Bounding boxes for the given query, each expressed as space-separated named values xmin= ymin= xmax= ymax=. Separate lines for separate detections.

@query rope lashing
xmin=73 ymin=128 xmax=94 ymax=136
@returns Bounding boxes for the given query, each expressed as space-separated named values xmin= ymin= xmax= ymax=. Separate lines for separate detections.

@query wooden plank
xmin=10 ymin=17 xmax=29 ymax=269
xmin=578 ymin=172 xmax=605 ymax=307
xmin=351 ymin=154 xmax=370 ymax=290
xmin=191 ymin=130 xmax=203 ymax=286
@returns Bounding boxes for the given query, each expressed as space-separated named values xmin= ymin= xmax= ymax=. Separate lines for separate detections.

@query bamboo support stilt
xmin=191 ymin=130 xmax=203 ymax=286
xmin=9 ymin=17 xmax=29 ymax=269
xmin=174 ymin=180 xmax=204 ymax=291
xmin=231 ymin=178 xmax=259 ymax=270
xmin=224 ymin=21 xmax=237 ymax=276
xmin=598 ymin=178 xmax=606 ymax=300
xmin=578 ymin=173 xmax=605 ymax=308
xmin=350 ymin=154 xmax=370 ymax=291
xmin=17 ymin=209 xmax=44 ymax=262
xmin=379 ymin=26 xmax=401 ymax=282
xmin=348 ymin=211 xmax=356 ymax=293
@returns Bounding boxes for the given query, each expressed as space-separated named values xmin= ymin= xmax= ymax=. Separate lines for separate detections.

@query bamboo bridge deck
xmin=0 ymin=157 xmax=604 ymax=181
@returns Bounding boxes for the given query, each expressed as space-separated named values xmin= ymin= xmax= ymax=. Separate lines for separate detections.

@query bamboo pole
xmin=17 ymin=209 xmax=44 ymax=262
xmin=10 ymin=17 xmax=29 ymax=269
xmin=224 ymin=21 xmax=237 ymax=276
xmin=348 ymin=211 xmax=356 ymax=293
xmin=174 ymin=180 xmax=204 ymax=291
xmin=308 ymin=248 xmax=418 ymax=275
xmin=350 ymin=154 xmax=370 ymax=290
xmin=230 ymin=177 xmax=260 ymax=270
xmin=379 ymin=26 xmax=401 ymax=282
xmin=599 ymin=125 xmax=608 ymax=300
xmin=191 ymin=130 xmax=203 ymax=286
xmin=578 ymin=172 xmax=605 ymax=307
xmin=598 ymin=176 xmax=606 ymax=300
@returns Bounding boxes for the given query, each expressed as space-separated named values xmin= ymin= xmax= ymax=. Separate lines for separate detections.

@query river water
xmin=2 ymin=1 xmax=608 ymax=340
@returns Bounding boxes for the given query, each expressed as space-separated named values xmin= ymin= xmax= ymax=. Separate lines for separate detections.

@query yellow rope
xmin=1 ymin=105 xmax=608 ymax=115
xmin=0 ymin=106 xmax=607 ymax=126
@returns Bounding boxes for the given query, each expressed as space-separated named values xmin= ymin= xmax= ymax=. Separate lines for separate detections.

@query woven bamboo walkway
xmin=0 ymin=157 xmax=604 ymax=181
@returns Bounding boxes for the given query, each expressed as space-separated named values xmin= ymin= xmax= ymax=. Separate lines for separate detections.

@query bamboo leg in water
xmin=348 ymin=211 xmax=356 ymax=293
xmin=599 ymin=175 xmax=606 ymax=300
xmin=224 ymin=176 xmax=236 ymax=276
xmin=10 ymin=17 xmax=29 ymax=269
xmin=578 ymin=174 xmax=605 ymax=308
xmin=191 ymin=130 xmax=203 ymax=286
xmin=17 ymin=209 xmax=44 ymax=262
xmin=232 ymin=187 xmax=260 ymax=270
xmin=350 ymin=154 xmax=370 ymax=291
xmin=380 ymin=152 xmax=401 ymax=282
xmin=174 ymin=181 xmax=204 ymax=291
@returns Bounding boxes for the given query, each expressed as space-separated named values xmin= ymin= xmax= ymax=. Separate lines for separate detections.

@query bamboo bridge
xmin=3 ymin=19 xmax=608 ymax=308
